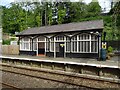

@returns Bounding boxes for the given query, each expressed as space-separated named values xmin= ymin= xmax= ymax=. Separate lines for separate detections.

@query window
xmin=38 ymin=36 xmax=45 ymax=41
xmin=71 ymin=33 xmax=98 ymax=53
xmin=56 ymin=43 xmax=59 ymax=52
xmin=91 ymin=34 xmax=98 ymax=52
xmin=50 ymin=37 xmax=54 ymax=52
xmin=56 ymin=35 xmax=64 ymax=41
xmin=50 ymin=42 xmax=54 ymax=51
xmin=72 ymin=41 xmax=77 ymax=52
xmin=71 ymin=36 xmax=77 ymax=52
xmin=78 ymin=34 xmax=90 ymax=53
xmin=66 ymin=42 xmax=70 ymax=52
xmin=46 ymin=38 xmax=50 ymax=52
xmin=33 ymin=38 xmax=37 ymax=51
xmin=20 ymin=37 xmax=31 ymax=51
xmin=65 ymin=37 xmax=70 ymax=52
xmin=91 ymin=41 xmax=97 ymax=52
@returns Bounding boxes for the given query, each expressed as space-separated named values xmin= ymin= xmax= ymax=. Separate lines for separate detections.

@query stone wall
xmin=2 ymin=45 xmax=19 ymax=55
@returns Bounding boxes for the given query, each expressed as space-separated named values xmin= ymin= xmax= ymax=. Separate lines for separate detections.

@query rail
xmin=1 ymin=63 xmax=120 ymax=89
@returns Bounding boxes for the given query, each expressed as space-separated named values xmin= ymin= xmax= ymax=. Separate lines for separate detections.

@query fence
xmin=107 ymin=40 xmax=120 ymax=50
xmin=2 ymin=45 xmax=19 ymax=55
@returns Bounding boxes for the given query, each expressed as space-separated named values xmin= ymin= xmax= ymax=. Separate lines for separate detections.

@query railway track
xmin=2 ymin=68 xmax=97 ymax=89
xmin=2 ymin=82 xmax=22 ymax=90
xmin=1 ymin=63 xmax=119 ymax=89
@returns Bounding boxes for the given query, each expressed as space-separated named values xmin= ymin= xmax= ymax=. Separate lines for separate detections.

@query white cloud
xmin=83 ymin=0 xmax=92 ymax=4
xmin=0 ymin=0 xmax=14 ymax=6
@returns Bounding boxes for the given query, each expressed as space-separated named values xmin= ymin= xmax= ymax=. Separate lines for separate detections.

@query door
xmin=38 ymin=42 xmax=45 ymax=55
xmin=57 ymin=42 xmax=64 ymax=57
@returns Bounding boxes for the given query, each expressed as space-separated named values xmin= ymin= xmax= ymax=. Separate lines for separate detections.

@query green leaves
xmin=58 ymin=10 xmax=66 ymax=24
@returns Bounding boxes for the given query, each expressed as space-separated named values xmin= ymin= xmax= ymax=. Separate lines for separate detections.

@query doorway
xmin=56 ymin=42 xmax=65 ymax=57
xmin=38 ymin=42 xmax=45 ymax=56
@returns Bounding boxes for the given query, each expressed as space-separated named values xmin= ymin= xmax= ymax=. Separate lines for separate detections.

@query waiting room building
xmin=16 ymin=20 xmax=104 ymax=58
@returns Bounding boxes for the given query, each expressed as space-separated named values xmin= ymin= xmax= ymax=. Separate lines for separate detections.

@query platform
xmin=0 ymin=55 xmax=120 ymax=69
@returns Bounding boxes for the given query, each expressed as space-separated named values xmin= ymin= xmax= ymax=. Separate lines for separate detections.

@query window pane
xmin=72 ymin=41 xmax=77 ymax=52
xmin=33 ymin=38 xmax=37 ymax=42
xmin=30 ymin=42 xmax=32 ymax=50
xmin=85 ymin=41 xmax=90 ymax=52
xmin=66 ymin=37 xmax=70 ymax=41
xmin=74 ymin=41 xmax=77 ymax=52
xmin=46 ymin=42 xmax=50 ymax=51
xmin=38 ymin=36 xmax=45 ymax=41
xmin=51 ymin=37 xmax=54 ymax=41
xmin=24 ymin=38 xmax=29 ymax=41
xmin=79 ymin=35 xmax=82 ymax=40
xmin=86 ymin=41 xmax=90 ymax=52
xmin=66 ymin=42 xmax=70 ymax=52
xmin=72 ymin=36 xmax=77 ymax=41
xmin=91 ymin=34 xmax=97 ymax=40
xmin=50 ymin=42 xmax=54 ymax=51
xmin=55 ymin=35 xmax=64 ymax=41
xmin=20 ymin=42 xmax=22 ymax=50
xmin=56 ymin=43 xmax=59 ymax=52
xmin=25 ymin=43 xmax=29 ymax=49
xmin=33 ymin=42 xmax=37 ymax=50
xmin=91 ymin=41 xmax=97 ymax=52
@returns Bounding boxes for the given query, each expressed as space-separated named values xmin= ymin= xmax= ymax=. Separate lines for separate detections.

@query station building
xmin=16 ymin=20 xmax=104 ymax=58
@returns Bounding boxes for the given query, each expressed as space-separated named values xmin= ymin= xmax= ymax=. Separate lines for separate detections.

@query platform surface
xmin=0 ymin=55 xmax=120 ymax=68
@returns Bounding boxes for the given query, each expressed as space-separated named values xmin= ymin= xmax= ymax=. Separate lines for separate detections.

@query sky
xmin=0 ymin=0 xmax=112 ymax=12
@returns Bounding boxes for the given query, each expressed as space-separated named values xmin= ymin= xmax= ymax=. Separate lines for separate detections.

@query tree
xmin=2 ymin=0 xmax=116 ymax=42
xmin=57 ymin=2 xmax=66 ymax=24
xmin=2 ymin=3 xmax=27 ymax=34
xmin=85 ymin=0 xmax=101 ymax=20
xmin=110 ymin=1 xmax=120 ymax=40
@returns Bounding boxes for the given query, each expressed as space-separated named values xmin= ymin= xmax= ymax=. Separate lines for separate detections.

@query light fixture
xmin=90 ymin=32 xmax=93 ymax=34
xmin=96 ymin=31 xmax=99 ymax=34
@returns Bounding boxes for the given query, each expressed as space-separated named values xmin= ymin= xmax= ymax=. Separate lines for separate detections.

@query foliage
xmin=107 ymin=46 xmax=113 ymax=53
xmin=2 ymin=39 xmax=11 ymax=45
xmin=58 ymin=10 xmax=66 ymax=24
xmin=109 ymin=1 xmax=120 ymax=40
xmin=2 ymin=37 xmax=16 ymax=45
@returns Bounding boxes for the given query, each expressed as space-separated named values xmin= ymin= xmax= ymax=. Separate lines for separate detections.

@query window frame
xmin=20 ymin=37 xmax=32 ymax=51
xmin=71 ymin=33 xmax=98 ymax=53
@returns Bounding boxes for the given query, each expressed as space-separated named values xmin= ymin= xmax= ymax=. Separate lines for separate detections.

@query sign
xmin=102 ymin=42 xmax=107 ymax=49
xmin=60 ymin=44 xmax=64 ymax=47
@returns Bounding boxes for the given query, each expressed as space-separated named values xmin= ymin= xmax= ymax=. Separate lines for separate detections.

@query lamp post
xmin=94 ymin=31 xmax=101 ymax=60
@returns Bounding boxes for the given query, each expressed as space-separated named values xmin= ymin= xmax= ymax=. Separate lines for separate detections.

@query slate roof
xmin=16 ymin=20 xmax=104 ymax=36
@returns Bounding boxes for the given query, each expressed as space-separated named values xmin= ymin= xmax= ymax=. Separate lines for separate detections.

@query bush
xmin=2 ymin=37 xmax=17 ymax=45
xmin=2 ymin=39 xmax=11 ymax=45
xmin=107 ymin=46 xmax=113 ymax=53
